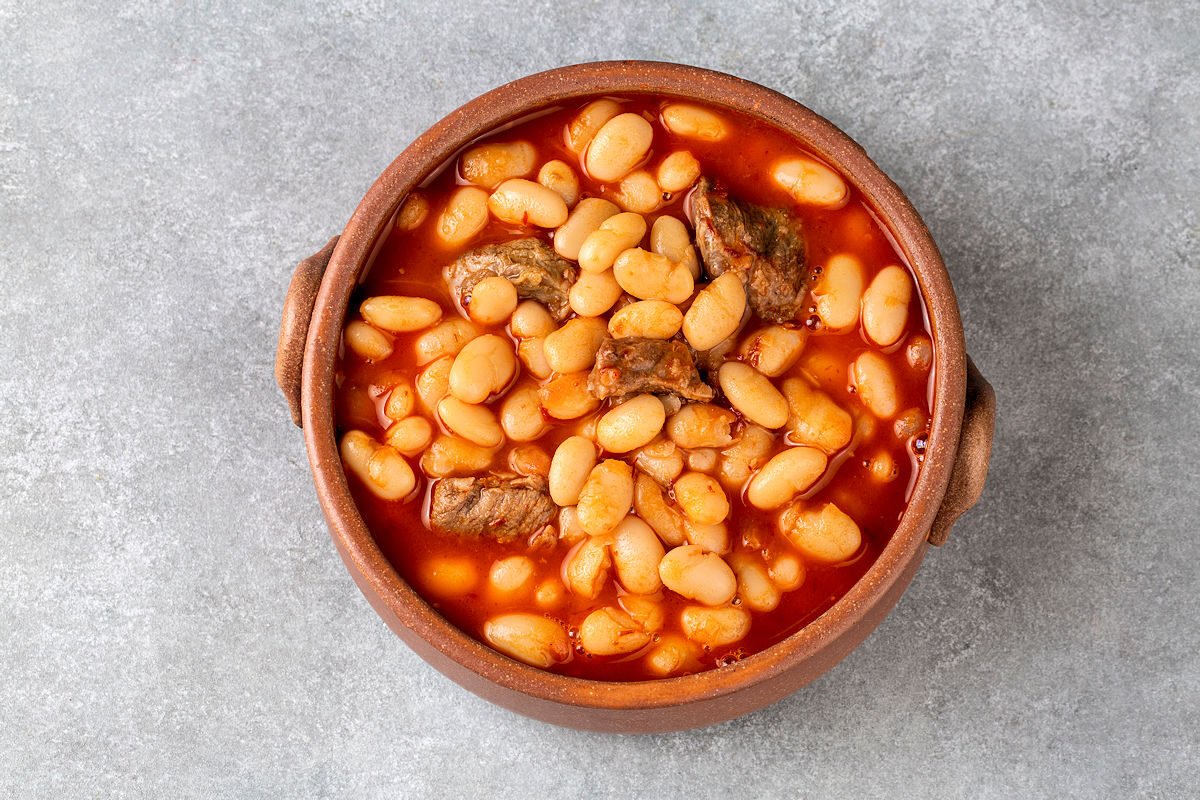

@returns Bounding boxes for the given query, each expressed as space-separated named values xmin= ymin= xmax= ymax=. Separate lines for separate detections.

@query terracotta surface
xmin=274 ymin=61 xmax=994 ymax=732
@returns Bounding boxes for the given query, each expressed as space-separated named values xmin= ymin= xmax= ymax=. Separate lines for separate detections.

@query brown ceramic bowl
xmin=274 ymin=61 xmax=995 ymax=733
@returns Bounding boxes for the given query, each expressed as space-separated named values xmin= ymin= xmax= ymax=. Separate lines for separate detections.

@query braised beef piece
xmin=429 ymin=474 xmax=557 ymax=543
xmin=446 ymin=238 xmax=576 ymax=321
xmin=691 ymin=178 xmax=808 ymax=323
xmin=588 ymin=337 xmax=715 ymax=402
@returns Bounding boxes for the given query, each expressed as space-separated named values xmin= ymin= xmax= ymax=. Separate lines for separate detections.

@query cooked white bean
xmin=566 ymin=98 xmax=621 ymax=154
xmin=499 ymin=384 xmax=549 ymax=442
xmin=553 ymin=197 xmax=620 ymax=261
xmin=768 ymin=553 xmax=806 ymax=592
xmin=772 ymin=155 xmax=849 ymax=208
xmin=666 ymin=403 xmax=737 ymax=449
xmin=894 ymin=407 xmax=928 ymax=440
xmin=395 ymin=192 xmax=429 ymax=231
xmin=436 ymin=186 xmax=490 ymax=247
xmin=596 ymin=394 xmax=666 ymax=454
xmin=340 ymin=430 xmax=416 ymax=501
xmin=746 ymin=446 xmax=828 ymax=510
xmin=415 ymin=356 xmax=453 ymax=411
xmin=344 ymin=321 xmax=393 ymax=361
xmin=683 ymin=272 xmax=746 ymax=351
xmin=684 ymin=520 xmax=730 ymax=554
xmin=535 ymin=578 xmax=566 ymax=609
xmin=437 ymin=396 xmax=504 ymax=447
xmin=537 ymin=159 xmax=579 ymax=206
xmin=542 ymin=316 xmax=608 ymax=374
xmin=466 ymin=276 xmax=518 ymax=325
xmin=644 ymin=633 xmax=699 ymax=676
xmin=585 ymin=112 xmax=654 ymax=182
xmin=459 ymin=140 xmax=536 ymax=189
xmin=686 ymin=448 xmax=719 ymax=474
xmin=738 ymin=325 xmax=807 ymax=377
xmin=730 ymin=554 xmax=782 ymax=612
xmin=673 ymin=472 xmax=730 ymax=525
xmin=781 ymin=377 xmax=853 ymax=453
xmin=619 ymin=594 xmax=665 ymax=633
xmin=661 ymin=103 xmax=729 ymax=141
xmin=516 ymin=336 xmax=552 ymax=380
xmin=510 ymin=300 xmax=556 ymax=339
xmin=578 ymin=212 xmax=647 ymax=273
xmin=558 ymin=505 xmax=587 ymax=545
xmin=448 ymin=334 xmax=516 ymax=403
xmin=852 ymin=352 xmax=900 ymax=419
xmin=862 ymin=265 xmax=913 ymax=347
xmin=649 ymin=215 xmax=700 ymax=279
xmin=419 ymin=434 xmax=496 ymax=477
xmin=680 ymin=605 xmax=751 ymax=647
xmin=563 ymin=535 xmax=612 ymax=598
xmin=717 ymin=362 xmax=789 ymax=428
xmin=656 ymin=150 xmax=701 ymax=193
xmin=717 ymin=424 xmax=775 ymax=490
xmin=384 ymin=415 xmax=433 ymax=456
xmin=812 ymin=253 xmax=864 ymax=331
xmin=613 ymin=169 xmax=664 ymax=214
xmin=610 ymin=516 xmax=666 ymax=594
xmin=632 ymin=437 xmax=685 ymax=486
xmin=489 ymin=555 xmax=536 ymax=595
xmin=576 ymin=459 xmax=635 ymax=536
xmin=780 ymin=502 xmax=863 ymax=563
xmin=548 ymin=436 xmax=598 ymax=506
xmin=538 ymin=371 xmax=601 ymax=419
xmin=383 ymin=378 xmax=416 ymax=421
xmin=613 ymin=248 xmax=694 ymax=303
xmin=421 ymin=555 xmax=479 ymax=598
xmin=633 ymin=472 xmax=687 ymax=546
xmin=867 ymin=450 xmax=898 ymax=482
xmin=568 ymin=268 xmax=623 ymax=317
xmin=659 ymin=545 xmax=737 ymax=606
xmin=508 ymin=443 xmax=551 ymax=477
xmin=579 ymin=606 xmax=651 ymax=656
xmin=906 ymin=333 xmax=934 ymax=372
xmin=483 ymin=613 xmax=570 ymax=668
xmin=487 ymin=178 xmax=569 ymax=228
xmin=414 ymin=318 xmax=479 ymax=365
xmin=607 ymin=299 xmax=683 ymax=340
xmin=361 ymin=295 xmax=443 ymax=333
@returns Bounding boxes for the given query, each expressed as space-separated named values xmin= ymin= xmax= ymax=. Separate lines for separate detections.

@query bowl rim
xmin=301 ymin=60 xmax=965 ymax=710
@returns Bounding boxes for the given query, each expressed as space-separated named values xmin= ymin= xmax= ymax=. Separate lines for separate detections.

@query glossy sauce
xmin=336 ymin=96 xmax=933 ymax=681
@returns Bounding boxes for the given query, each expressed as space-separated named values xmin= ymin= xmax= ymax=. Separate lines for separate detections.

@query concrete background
xmin=2 ymin=1 xmax=1197 ymax=797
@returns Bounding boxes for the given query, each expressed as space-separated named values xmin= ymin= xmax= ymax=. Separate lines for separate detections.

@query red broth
xmin=335 ymin=96 xmax=933 ymax=681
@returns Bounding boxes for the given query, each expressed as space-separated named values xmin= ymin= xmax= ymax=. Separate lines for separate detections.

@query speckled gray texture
xmin=2 ymin=1 xmax=1197 ymax=797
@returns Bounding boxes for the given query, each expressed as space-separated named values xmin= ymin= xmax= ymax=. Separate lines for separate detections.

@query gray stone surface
xmin=2 ymin=1 xmax=1197 ymax=796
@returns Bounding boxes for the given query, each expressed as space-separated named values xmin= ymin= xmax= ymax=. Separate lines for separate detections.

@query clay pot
xmin=274 ymin=62 xmax=995 ymax=732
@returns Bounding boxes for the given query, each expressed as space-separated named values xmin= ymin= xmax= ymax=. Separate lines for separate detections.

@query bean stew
xmin=335 ymin=96 xmax=934 ymax=681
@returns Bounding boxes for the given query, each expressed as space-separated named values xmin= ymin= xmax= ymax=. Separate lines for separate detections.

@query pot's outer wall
xmin=300 ymin=62 xmax=968 ymax=731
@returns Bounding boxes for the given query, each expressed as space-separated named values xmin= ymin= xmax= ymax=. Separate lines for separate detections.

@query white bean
xmin=568 ymin=269 xmax=623 ymax=317
xmin=516 ymin=336 xmax=552 ymax=379
xmin=542 ymin=316 xmax=608 ymax=374
xmin=384 ymin=415 xmax=433 ymax=456
xmin=661 ymin=104 xmax=729 ymax=141
xmin=852 ymin=352 xmax=900 ymax=419
xmin=613 ymin=169 xmax=664 ymax=214
xmin=682 ymin=272 xmax=746 ymax=351
xmin=673 ymin=472 xmax=730 ymax=525
xmin=596 ymin=394 xmax=666 ymax=454
xmin=730 ymin=554 xmax=782 ymax=612
xmin=633 ymin=472 xmax=687 ymax=546
xmin=489 ymin=555 xmax=535 ymax=595
xmin=861 ymin=265 xmax=913 ymax=347
xmin=538 ymin=371 xmax=601 ymax=420
xmin=717 ymin=362 xmax=789 ymax=428
xmin=548 ymin=435 xmax=598 ymax=506
xmin=537 ymin=159 xmax=580 ymax=206
xmin=576 ymin=459 xmax=635 ymax=536
xmin=421 ymin=556 xmax=479 ymax=598
xmin=488 ymin=178 xmax=569 ymax=228
xmin=563 ymin=534 xmax=612 ymax=598
xmin=498 ymin=384 xmax=549 ymax=442
xmin=746 ymin=446 xmax=828 ymax=510
xmin=607 ymin=299 xmax=683 ymax=340
xmin=483 ymin=613 xmax=570 ymax=668
xmin=680 ymin=605 xmax=751 ymax=647
xmin=419 ymin=435 xmax=496 ymax=477
xmin=510 ymin=300 xmax=556 ymax=339
xmin=656 ymin=150 xmax=701 ymax=193
xmin=738 ymin=325 xmax=807 ymax=377
xmin=566 ymin=98 xmax=621 ymax=155
xmin=666 ymin=403 xmax=737 ymax=449
xmin=780 ymin=502 xmax=863 ymax=563
xmin=578 ymin=212 xmax=647 ymax=273
xmin=344 ymin=321 xmax=393 ymax=361
xmin=649 ymin=215 xmax=700 ymax=279
xmin=717 ymin=424 xmax=775 ymax=491
xmin=610 ymin=516 xmax=666 ymax=595
xmin=395 ymin=192 xmax=429 ymax=231
xmin=658 ymin=545 xmax=736 ymax=606
xmin=414 ymin=318 xmax=479 ymax=366
xmin=812 ymin=253 xmax=864 ymax=331
xmin=459 ymin=141 xmax=537 ymax=189
xmin=613 ymin=248 xmax=694 ymax=304
xmin=579 ymin=606 xmax=651 ymax=656
xmin=340 ymin=430 xmax=416 ymax=501
xmin=644 ymin=633 xmax=699 ymax=676
xmin=585 ymin=112 xmax=654 ymax=182
xmin=781 ymin=377 xmax=853 ymax=453
xmin=619 ymin=594 xmax=665 ymax=633
xmin=437 ymin=396 xmax=504 ymax=448
xmin=415 ymin=355 xmax=453 ymax=411
xmin=447 ymin=334 xmax=516 ymax=404
xmin=768 ymin=553 xmax=806 ymax=592
xmin=684 ymin=520 xmax=730 ymax=554
xmin=436 ymin=186 xmax=490 ymax=247
xmin=553 ymin=197 xmax=620 ymax=261
xmin=360 ymin=295 xmax=443 ymax=333
xmin=772 ymin=156 xmax=849 ymax=208
xmin=466 ymin=276 xmax=518 ymax=325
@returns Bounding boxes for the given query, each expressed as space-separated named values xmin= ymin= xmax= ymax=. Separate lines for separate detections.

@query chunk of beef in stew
xmin=429 ymin=474 xmax=558 ymax=543
xmin=588 ymin=337 xmax=714 ymax=402
xmin=691 ymin=178 xmax=808 ymax=324
xmin=446 ymin=238 xmax=577 ymax=322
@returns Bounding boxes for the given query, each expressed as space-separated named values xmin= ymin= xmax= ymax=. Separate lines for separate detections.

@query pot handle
xmin=928 ymin=357 xmax=996 ymax=546
xmin=275 ymin=236 xmax=339 ymax=428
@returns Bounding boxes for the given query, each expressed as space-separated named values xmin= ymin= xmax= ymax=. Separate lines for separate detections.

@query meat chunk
xmin=588 ymin=337 xmax=714 ymax=402
xmin=429 ymin=474 xmax=557 ymax=543
xmin=446 ymin=238 xmax=577 ymax=321
xmin=691 ymin=178 xmax=808 ymax=323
